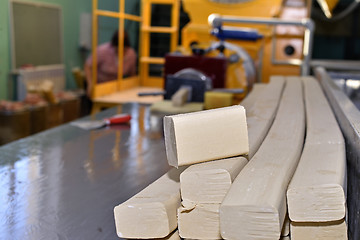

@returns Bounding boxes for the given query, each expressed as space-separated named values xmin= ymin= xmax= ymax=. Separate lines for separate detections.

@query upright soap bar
xmin=172 ymin=87 xmax=191 ymax=107
xmin=180 ymin=157 xmax=248 ymax=204
xmin=290 ymin=219 xmax=348 ymax=240
xmin=114 ymin=167 xmax=185 ymax=239
xmin=178 ymin=203 xmax=221 ymax=240
xmin=164 ymin=106 xmax=249 ymax=167
xmin=220 ymin=78 xmax=305 ymax=240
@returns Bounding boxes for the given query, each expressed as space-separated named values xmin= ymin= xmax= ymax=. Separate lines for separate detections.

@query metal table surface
xmin=0 ymin=103 xmax=171 ymax=240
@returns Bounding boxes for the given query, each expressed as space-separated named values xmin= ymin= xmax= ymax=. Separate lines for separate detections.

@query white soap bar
xmin=178 ymin=203 xmax=221 ymax=239
xmin=180 ymin=157 xmax=248 ymax=204
xmin=114 ymin=168 xmax=185 ymax=239
xmin=246 ymin=76 xmax=285 ymax=158
xmin=290 ymin=219 xmax=348 ymax=240
xmin=164 ymin=106 xmax=249 ymax=167
xmin=287 ymin=77 xmax=346 ymax=222
xmin=220 ymin=77 xmax=305 ymax=240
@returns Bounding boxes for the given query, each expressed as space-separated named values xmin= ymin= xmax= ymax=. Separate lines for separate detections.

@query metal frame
xmin=208 ymin=14 xmax=315 ymax=76
xmin=311 ymin=60 xmax=360 ymax=71
xmin=9 ymin=0 xmax=64 ymax=69
xmin=139 ymin=0 xmax=180 ymax=87
xmin=315 ymin=66 xmax=360 ymax=240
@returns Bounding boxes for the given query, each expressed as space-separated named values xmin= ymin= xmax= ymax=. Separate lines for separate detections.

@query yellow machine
xmin=147 ymin=0 xmax=317 ymax=110
xmin=181 ymin=0 xmax=312 ymax=86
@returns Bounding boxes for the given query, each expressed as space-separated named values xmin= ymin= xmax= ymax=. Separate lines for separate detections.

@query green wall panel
xmin=0 ymin=0 xmax=140 ymax=100
xmin=0 ymin=0 xmax=10 ymax=100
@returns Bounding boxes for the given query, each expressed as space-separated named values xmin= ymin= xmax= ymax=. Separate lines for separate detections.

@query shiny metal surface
xmin=315 ymin=67 xmax=360 ymax=240
xmin=0 ymin=103 xmax=170 ymax=240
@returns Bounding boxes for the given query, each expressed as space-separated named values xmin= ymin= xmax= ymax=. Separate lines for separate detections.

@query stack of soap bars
xmin=113 ymin=76 xmax=347 ymax=240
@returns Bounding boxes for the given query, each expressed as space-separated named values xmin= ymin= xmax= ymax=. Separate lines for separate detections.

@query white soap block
xmin=178 ymin=203 xmax=221 ymax=240
xmin=290 ymin=219 xmax=348 ymax=240
xmin=287 ymin=77 xmax=346 ymax=222
xmin=180 ymin=157 xmax=248 ymax=204
xmin=114 ymin=168 xmax=185 ymax=239
xmin=220 ymin=77 xmax=305 ymax=240
xmin=164 ymin=106 xmax=249 ymax=167
xmin=246 ymin=76 xmax=285 ymax=158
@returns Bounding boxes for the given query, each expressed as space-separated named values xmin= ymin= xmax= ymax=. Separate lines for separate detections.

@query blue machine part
xmin=211 ymin=26 xmax=263 ymax=41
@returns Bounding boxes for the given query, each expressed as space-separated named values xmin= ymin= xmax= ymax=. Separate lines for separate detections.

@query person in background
xmin=84 ymin=30 xmax=137 ymax=96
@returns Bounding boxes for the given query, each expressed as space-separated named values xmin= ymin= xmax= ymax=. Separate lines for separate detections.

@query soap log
xmin=114 ymin=168 xmax=185 ymax=239
xmin=240 ymin=83 xmax=266 ymax=111
xmin=180 ymin=157 xmax=248 ymax=204
xmin=246 ymin=76 xmax=285 ymax=158
xmin=287 ymin=77 xmax=346 ymax=222
xmin=290 ymin=219 xmax=348 ymax=240
xmin=302 ymin=77 xmax=344 ymax=145
xmin=164 ymin=105 xmax=249 ymax=167
xmin=178 ymin=203 xmax=221 ymax=239
xmin=220 ymin=77 xmax=305 ymax=240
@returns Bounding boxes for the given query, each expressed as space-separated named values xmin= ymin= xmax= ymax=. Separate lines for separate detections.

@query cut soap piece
xmin=164 ymin=105 xmax=249 ymax=167
xmin=129 ymin=230 xmax=181 ymax=240
xmin=180 ymin=157 xmax=248 ymax=204
xmin=150 ymin=100 xmax=203 ymax=115
xmin=246 ymin=76 xmax=285 ymax=158
xmin=287 ymin=77 xmax=346 ymax=222
xmin=220 ymin=77 xmax=305 ymax=240
xmin=172 ymin=87 xmax=191 ymax=107
xmin=114 ymin=167 xmax=185 ymax=239
xmin=290 ymin=219 xmax=347 ymax=240
xmin=204 ymin=91 xmax=233 ymax=110
xmin=178 ymin=203 xmax=221 ymax=240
